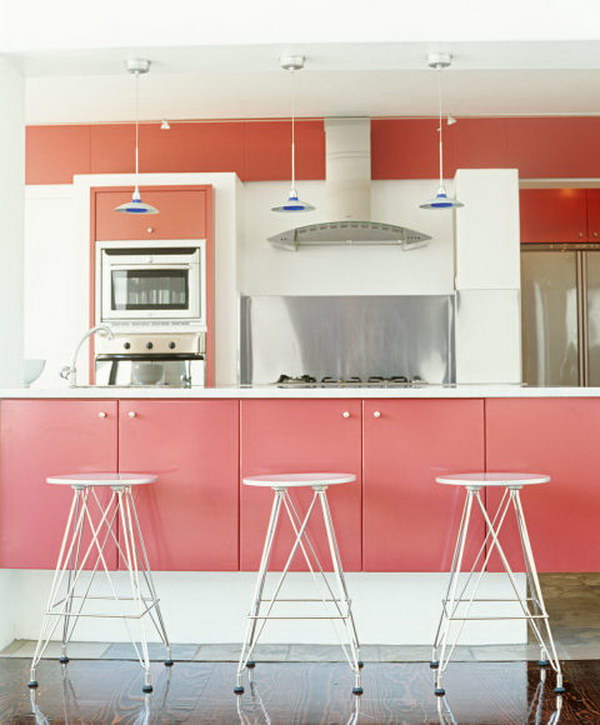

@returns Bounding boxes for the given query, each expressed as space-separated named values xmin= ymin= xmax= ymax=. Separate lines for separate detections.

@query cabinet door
xmin=240 ymin=400 xmax=362 ymax=571
xmin=118 ymin=400 xmax=239 ymax=571
xmin=94 ymin=187 xmax=207 ymax=240
xmin=586 ymin=189 xmax=600 ymax=241
xmin=363 ymin=399 xmax=485 ymax=572
xmin=0 ymin=400 xmax=118 ymax=569
xmin=519 ymin=189 xmax=587 ymax=243
xmin=485 ymin=398 xmax=600 ymax=572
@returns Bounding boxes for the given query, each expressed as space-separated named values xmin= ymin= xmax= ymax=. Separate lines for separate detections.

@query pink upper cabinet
xmin=0 ymin=400 xmax=119 ymax=569
xmin=118 ymin=399 xmax=239 ymax=571
xmin=240 ymin=399 xmax=362 ymax=572
xmin=363 ymin=399 xmax=486 ymax=572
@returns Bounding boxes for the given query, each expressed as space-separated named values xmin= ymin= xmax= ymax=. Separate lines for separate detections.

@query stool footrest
xmin=248 ymin=615 xmax=351 ymax=620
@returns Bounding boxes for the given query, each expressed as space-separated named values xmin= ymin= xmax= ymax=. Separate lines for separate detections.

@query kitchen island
xmin=0 ymin=387 xmax=597 ymax=649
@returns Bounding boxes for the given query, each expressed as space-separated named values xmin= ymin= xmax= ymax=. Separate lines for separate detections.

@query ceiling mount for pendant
xmin=114 ymin=58 xmax=159 ymax=215
xmin=271 ymin=54 xmax=315 ymax=213
xmin=420 ymin=52 xmax=464 ymax=211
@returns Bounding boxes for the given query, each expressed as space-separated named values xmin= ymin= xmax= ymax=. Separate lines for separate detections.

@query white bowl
xmin=24 ymin=359 xmax=46 ymax=386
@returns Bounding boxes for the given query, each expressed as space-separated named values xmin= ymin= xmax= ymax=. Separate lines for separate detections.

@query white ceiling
xmin=6 ymin=1 xmax=600 ymax=124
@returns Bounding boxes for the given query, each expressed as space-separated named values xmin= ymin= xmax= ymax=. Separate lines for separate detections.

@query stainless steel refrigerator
xmin=521 ymin=245 xmax=600 ymax=386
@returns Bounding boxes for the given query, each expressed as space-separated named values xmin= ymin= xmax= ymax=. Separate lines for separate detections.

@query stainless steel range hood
xmin=268 ymin=118 xmax=431 ymax=251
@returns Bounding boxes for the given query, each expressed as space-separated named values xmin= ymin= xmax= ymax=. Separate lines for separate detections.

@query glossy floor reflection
xmin=3 ymin=659 xmax=599 ymax=723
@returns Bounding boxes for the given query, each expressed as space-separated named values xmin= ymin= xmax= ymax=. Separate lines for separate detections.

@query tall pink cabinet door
xmin=0 ymin=400 xmax=118 ymax=569
xmin=485 ymin=398 xmax=600 ymax=572
xmin=363 ymin=399 xmax=485 ymax=572
xmin=240 ymin=400 xmax=362 ymax=571
xmin=118 ymin=400 xmax=239 ymax=571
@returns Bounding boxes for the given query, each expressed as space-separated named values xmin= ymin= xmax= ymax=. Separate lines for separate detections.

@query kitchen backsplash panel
xmin=240 ymin=295 xmax=455 ymax=385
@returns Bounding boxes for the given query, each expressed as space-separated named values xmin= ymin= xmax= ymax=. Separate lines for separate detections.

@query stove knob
xmin=146 ymin=342 xmax=154 ymax=350
xmin=123 ymin=342 xmax=131 ymax=350
xmin=169 ymin=341 xmax=176 ymax=350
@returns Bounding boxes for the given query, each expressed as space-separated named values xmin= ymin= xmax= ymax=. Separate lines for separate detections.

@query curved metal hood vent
xmin=268 ymin=118 xmax=431 ymax=251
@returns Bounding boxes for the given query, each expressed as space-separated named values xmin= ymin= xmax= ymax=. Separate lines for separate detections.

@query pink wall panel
xmin=118 ymin=400 xmax=239 ymax=571
xmin=363 ymin=399 xmax=486 ymax=572
xmin=240 ymin=399 xmax=362 ymax=572
xmin=485 ymin=398 xmax=600 ymax=572
xmin=26 ymin=125 xmax=91 ymax=184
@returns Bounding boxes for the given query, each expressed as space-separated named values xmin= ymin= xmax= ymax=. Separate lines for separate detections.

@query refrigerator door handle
xmin=578 ymin=251 xmax=589 ymax=386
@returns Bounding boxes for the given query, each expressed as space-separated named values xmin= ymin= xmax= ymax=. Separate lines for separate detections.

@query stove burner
xmin=275 ymin=374 xmax=426 ymax=388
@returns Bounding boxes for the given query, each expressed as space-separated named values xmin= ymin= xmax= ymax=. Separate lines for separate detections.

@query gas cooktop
xmin=275 ymin=374 xmax=426 ymax=388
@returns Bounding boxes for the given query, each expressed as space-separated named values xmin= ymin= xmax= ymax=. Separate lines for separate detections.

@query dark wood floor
xmin=0 ymin=658 xmax=599 ymax=723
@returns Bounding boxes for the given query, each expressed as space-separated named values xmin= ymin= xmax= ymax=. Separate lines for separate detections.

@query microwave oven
xmin=96 ymin=239 xmax=206 ymax=329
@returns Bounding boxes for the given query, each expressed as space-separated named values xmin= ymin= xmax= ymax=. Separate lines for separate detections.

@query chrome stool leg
xmin=235 ymin=489 xmax=284 ymax=694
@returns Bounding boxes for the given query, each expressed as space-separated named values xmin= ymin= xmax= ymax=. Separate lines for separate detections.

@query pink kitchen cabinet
xmin=363 ymin=399 xmax=486 ymax=572
xmin=485 ymin=398 xmax=600 ymax=572
xmin=118 ymin=399 xmax=239 ymax=571
xmin=0 ymin=400 xmax=119 ymax=569
xmin=240 ymin=399 xmax=362 ymax=571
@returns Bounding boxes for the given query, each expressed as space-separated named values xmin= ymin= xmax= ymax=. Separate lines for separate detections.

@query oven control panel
xmin=96 ymin=332 xmax=205 ymax=355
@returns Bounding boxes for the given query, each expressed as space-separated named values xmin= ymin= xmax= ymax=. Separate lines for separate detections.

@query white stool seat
xmin=436 ymin=472 xmax=550 ymax=487
xmin=46 ymin=473 xmax=157 ymax=487
xmin=243 ymin=472 xmax=356 ymax=488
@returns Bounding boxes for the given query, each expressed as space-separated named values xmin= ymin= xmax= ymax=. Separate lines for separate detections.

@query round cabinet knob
xmin=169 ymin=341 xmax=176 ymax=350
xmin=128 ymin=411 xmax=137 ymax=418
xmin=342 ymin=411 xmax=351 ymax=418
xmin=146 ymin=227 xmax=154 ymax=234
xmin=146 ymin=342 xmax=153 ymax=350
xmin=579 ymin=232 xmax=584 ymax=238
xmin=123 ymin=342 xmax=131 ymax=350
xmin=97 ymin=411 xmax=107 ymax=418
xmin=594 ymin=232 xmax=599 ymax=238
xmin=373 ymin=410 xmax=382 ymax=418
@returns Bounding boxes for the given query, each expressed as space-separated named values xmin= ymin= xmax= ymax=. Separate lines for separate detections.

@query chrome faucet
xmin=61 ymin=325 xmax=114 ymax=387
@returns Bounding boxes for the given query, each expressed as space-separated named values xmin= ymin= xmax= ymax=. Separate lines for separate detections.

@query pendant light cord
xmin=437 ymin=66 xmax=444 ymax=187
xmin=134 ymin=70 xmax=140 ymax=183
xmin=290 ymin=67 xmax=296 ymax=192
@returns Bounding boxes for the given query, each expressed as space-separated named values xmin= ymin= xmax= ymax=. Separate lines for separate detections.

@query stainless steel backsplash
xmin=240 ymin=295 xmax=455 ymax=385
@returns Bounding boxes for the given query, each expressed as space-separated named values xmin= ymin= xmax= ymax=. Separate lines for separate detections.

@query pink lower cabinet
xmin=118 ymin=400 xmax=239 ymax=571
xmin=240 ymin=399 xmax=362 ymax=571
xmin=363 ymin=399 xmax=486 ymax=572
xmin=0 ymin=399 xmax=119 ymax=569
xmin=485 ymin=398 xmax=600 ymax=572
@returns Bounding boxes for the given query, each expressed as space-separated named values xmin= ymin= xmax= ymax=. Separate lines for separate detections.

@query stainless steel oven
xmin=96 ymin=239 xmax=206 ymax=328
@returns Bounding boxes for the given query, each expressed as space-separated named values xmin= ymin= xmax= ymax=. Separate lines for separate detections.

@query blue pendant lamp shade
xmin=272 ymin=56 xmax=315 ymax=214
xmin=115 ymin=59 xmax=159 ymax=215
xmin=420 ymin=53 xmax=464 ymax=211
xmin=115 ymin=186 xmax=159 ymax=214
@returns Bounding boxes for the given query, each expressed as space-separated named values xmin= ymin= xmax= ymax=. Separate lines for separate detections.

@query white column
xmin=454 ymin=169 xmax=522 ymax=384
xmin=0 ymin=58 xmax=24 ymax=387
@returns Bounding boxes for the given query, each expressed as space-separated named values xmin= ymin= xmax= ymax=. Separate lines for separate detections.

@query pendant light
xmin=271 ymin=56 xmax=315 ymax=213
xmin=115 ymin=58 xmax=159 ymax=215
xmin=420 ymin=53 xmax=464 ymax=210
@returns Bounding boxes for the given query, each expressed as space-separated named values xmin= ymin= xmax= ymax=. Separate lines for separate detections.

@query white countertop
xmin=2 ymin=385 xmax=600 ymax=399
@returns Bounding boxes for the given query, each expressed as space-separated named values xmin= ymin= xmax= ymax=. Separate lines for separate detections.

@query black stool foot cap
xmin=434 ymin=687 xmax=446 ymax=697
xmin=554 ymin=686 xmax=566 ymax=694
xmin=537 ymin=659 xmax=549 ymax=667
xmin=59 ymin=656 xmax=69 ymax=664
xmin=352 ymin=686 xmax=363 ymax=696
xmin=246 ymin=660 xmax=256 ymax=669
xmin=429 ymin=661 xmax=440 ymax=669
xmin=27 ymin=680 xmax=38 ymax=689
xmin=357 ymin=660 xmax=364 ymax=669
xmin=142 ymin=685 xmax=153 ymax=694
xmin=164 ymin=659 xmax=174 ymax=667
xmin=233 ymin=685 xmax=245 ymax=695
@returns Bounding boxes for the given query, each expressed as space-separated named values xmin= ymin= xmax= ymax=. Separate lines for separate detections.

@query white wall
xmin=0 ymin=58 xmax=25 ymax=387
xmin=10 ymin=570 xmax=526 ymax=646
xmin=240 ymin=179 xmax=455 ymax=296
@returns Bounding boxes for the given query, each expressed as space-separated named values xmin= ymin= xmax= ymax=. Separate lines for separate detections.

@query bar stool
xmin=430 ymin=473 xmax=564 ymax=696
xmin=235 ymin=473 xmax=363 ymax=696
xmin=27 ymin=473 xmax=173 ymax=693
